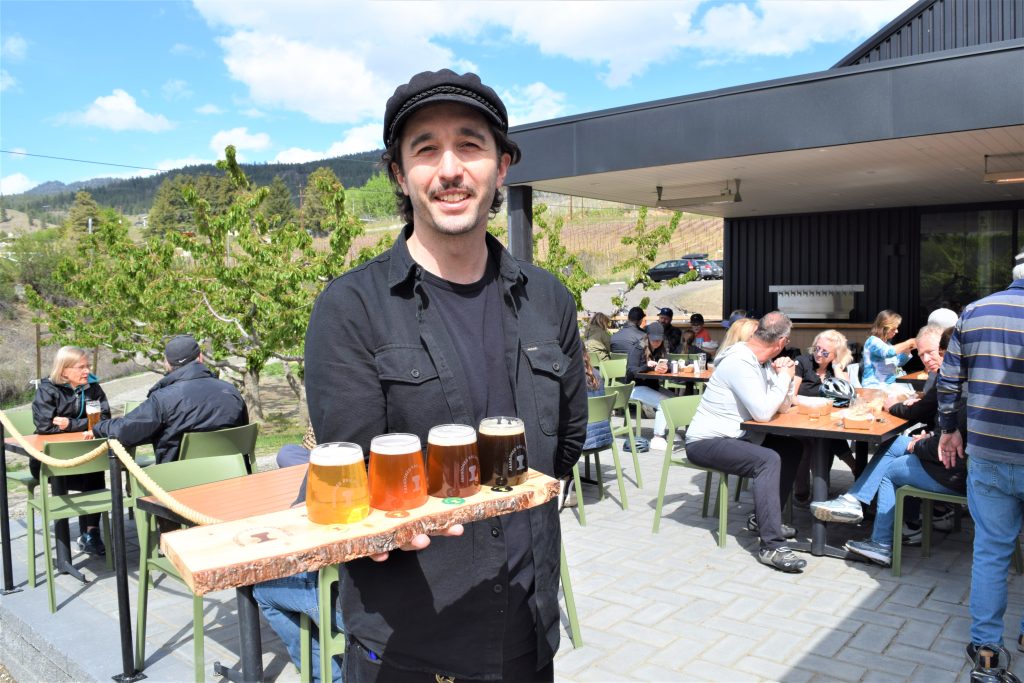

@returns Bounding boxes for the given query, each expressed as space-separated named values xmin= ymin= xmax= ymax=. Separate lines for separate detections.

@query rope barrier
xmin=1 ymin=409 xmax=223 ymax=526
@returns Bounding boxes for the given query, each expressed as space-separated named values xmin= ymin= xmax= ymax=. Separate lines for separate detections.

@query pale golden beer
xmin=306 ymin=442 xmax=370 ymax=524
xmin=86 ymin=400 xmax=102 ymax=431
xmin=427 ymin=424 xmax=480 ymax=498
xmin=478 ymin=417 xmax=528 ymax=488
xmin=369 ymin=433 xmax=428 ymax=511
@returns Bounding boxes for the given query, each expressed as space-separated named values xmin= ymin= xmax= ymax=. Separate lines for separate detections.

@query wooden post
xmin=93 ymin=348 xmax=99 ymax=374
xmin=35 ymin=321 xmax=41 ymax=380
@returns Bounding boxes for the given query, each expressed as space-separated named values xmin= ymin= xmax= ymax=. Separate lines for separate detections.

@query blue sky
xmin=1 ymin=0 xmax=915 ymax=195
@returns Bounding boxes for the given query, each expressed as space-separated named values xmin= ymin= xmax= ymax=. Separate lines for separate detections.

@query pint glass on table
xmin=369 ymin=433 xmax=428 ymax=511
xmin=306 ymin=442 xmax=370 ymax=524
xmin=86 ymin=400 xmax=102 ymax=431
xmin=478 ymin=416 xmax=528 ymax=490
xmin=427 ymin=424 xmax=480 ymax=498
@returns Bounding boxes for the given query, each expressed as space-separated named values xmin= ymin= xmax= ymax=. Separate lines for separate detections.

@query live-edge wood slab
xmin=162 ymin=468 xmax=560 ymax=595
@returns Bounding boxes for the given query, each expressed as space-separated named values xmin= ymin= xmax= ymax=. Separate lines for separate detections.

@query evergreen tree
xmin=64 ymin=191 xmax=101 ymax=236
xmin=301 ymin=167 xmax=343 ymax=236
xmin=259 ymin=176 xmax=298 ymax=228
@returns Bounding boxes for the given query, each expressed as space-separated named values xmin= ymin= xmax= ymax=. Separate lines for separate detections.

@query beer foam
xmin=370 ymin=433 xmax=421 ymax=455
xmin=478 ymin=416 xmax=525 ymax=436
xmin=309 ymin=442 xmax=364 ymax=466
xmin=428 ymin=424 xmax=476 ymax=447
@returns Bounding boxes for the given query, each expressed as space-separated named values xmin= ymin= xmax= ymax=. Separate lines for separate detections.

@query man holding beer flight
xmin=304 ymin=70 xmax=587 ymax=681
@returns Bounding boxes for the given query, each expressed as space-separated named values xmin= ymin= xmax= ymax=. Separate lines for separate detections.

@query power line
xmin=1 ymin=149 xmax=164 ymax=172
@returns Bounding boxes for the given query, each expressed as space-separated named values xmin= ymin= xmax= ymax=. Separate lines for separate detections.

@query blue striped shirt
xmin=937 ymin=278 xmax=1024 ymax=463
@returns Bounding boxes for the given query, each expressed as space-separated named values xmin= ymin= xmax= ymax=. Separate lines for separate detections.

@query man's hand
xmin=772 ymin=356 xmax=796 ymax=379
xmin=369 ymin=524 xmax=465 ymax=562
xmin=52 ymin=416 xmax=70 ymax=430
xmin=939 ymin=431 xmax=964 ymax=468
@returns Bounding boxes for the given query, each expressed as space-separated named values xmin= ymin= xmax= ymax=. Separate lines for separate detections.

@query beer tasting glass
xmin=478 ymin=416 xmax=528 ymax=490
xmin=86 ymin=400 xmax=102 ymax=431
xmin=427 ymin=424 xmax=480 ymax=498
xmin=369 ymin=433 xmax=428 ymax=511
xmin=306 ymin=442 xmax=370 ymax=524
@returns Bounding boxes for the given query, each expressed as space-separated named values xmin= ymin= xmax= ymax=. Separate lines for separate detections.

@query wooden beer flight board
xmin=161 ymin=467 xmax=560 ymax=595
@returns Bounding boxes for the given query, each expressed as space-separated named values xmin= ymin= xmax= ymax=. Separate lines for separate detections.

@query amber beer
xmin=369 ymin=433 xmax=428 ymax=511
xmin=306 ymin=442 xmax=370 ymax=524
xmin=478 ymin=417 xmax=528 ymax=489
xmin=427 ymin=424 xmax=480 ymax=498
xmin=86 ymin=400 xmax=102 ymax=431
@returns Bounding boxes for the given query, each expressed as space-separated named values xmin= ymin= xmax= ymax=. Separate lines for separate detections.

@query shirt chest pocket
xmin=523 ymin=341 xmax=569 ymax=435
xmin=375 ymin=346 xmax=439 ymax=386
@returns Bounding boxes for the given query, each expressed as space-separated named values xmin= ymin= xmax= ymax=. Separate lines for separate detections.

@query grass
xmin=254 ymin=423 xmax=307 ymax=459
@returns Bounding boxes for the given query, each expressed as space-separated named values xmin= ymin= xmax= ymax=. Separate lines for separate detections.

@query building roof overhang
xmin=505 ymin=40 xmax=1024 ymax=218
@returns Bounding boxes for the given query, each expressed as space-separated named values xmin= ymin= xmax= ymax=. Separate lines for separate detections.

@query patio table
xmin=135 ymin=463 xmax=307 ymax=683
xmin=898 ymin=371 xmax=929 ymax=391
xmin=636 ymin=368 xmax=713 ymax=384
xmin=743 ymin=408 xmax=906 ymax=560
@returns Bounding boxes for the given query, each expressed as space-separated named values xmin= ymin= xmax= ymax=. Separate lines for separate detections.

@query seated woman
xmin=811 ymin=324 xmax=949 ymax=529
xmin=584 ymin=312 xmax=613 ymax=363
xmin=31 ymin=346 xmax=112 ymax=555
xmin=791 ymin=330 xmax=855 ymax=503
xmin=625 ymin=322 xmax=674 ymax=451
xmin=861 ymin=309 xmax=916 ymax=387
xmin=718 ymin=317 xmax=759 ymax=354
xmin=678 ymin=329 xmax=705 ymax=357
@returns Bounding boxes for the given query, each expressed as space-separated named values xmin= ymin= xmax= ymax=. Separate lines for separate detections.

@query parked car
xmin=701 ymin=259 xmax=724 ymax=279
xmin=692 ymin=260 xmax=718 ymax=280
xmin=647 ymin=259 xmax=692 ymax=282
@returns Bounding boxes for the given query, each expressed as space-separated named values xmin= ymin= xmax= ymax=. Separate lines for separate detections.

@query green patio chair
xmin=4 ymin=408 xmax=39 ymax=498
xmin=892 ymin=486 xmax=1024 ymax=578
xmin=608 ymin=352 xmax=628 ymax=361
xmin=27 ymin=438 xmax=114 ymax=612
xmin=178 ymin=423 xmax=259 ymax=474
xmin=604 ymin=382 xmax=643 ymax=488
xmin=132 ymin=453 xmax=249 ymax=680
xmin=599 ymin=358 xmax=628 ymax=387
xmin=651 ymin=396 xmax=734 ymax=548
xmin=560 ymin=541 xmax=583 ymax=648
xmin=571 ymin=394 xmax=627 ymax=526
xmin=298 ymin=563 xmax=346 ymax=683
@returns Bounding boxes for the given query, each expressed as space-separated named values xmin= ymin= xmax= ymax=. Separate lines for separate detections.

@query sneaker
xmin=966 ymin=643 xmax=1022 ymax=683
xmin=811 ymin=494 xmax=864 ymax=524
xmin=758 ymin=546 xmax=807 ymax=573
xmin=844 ymin=539 xmax=892 ymax=566
xmin=902 ymin=523 xmax=922 ymax=546
xmin=649 ymin=436 xmax=668 ymax=452
xmin=933 ymin=505 xmax=956 ymax=532
xmin=77 ymin=530 xmax=106 ymax=556
xmin=747 ymin=513 xmax=797 ymax=539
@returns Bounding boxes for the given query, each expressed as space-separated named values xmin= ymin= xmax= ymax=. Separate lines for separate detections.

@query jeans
xmin=685 ymin=435 xmax=802 ymax=550
xmin=253 ymin=571 xmax=344 ymax=682
xmin=967 ymin=457 xmax=1024 ymax=647
xmin=848 ymin=435 xmax=909 ymax=505
xmin=629 ymin=386 xmax=673 ymax=437
xmin=870 ymin=454 xmax=957 ymax=546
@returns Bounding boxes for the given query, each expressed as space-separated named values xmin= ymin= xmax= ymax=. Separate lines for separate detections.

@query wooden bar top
xmin=637 ymin=369 xmax=713 ymax=382
xmin=159 ymin=468 xmax=560 ymax=595
xmin=4 ymin=431 xmax=91 ymax=454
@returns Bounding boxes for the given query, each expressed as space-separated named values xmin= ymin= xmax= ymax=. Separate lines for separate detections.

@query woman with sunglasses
xmin=791 ymin=330 xmax=855 ymax=503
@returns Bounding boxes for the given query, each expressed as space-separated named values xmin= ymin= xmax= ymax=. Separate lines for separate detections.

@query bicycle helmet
xmin=821 ymin=377 xmax=856 ymax=407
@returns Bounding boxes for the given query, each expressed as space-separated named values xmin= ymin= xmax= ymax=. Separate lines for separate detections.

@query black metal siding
xmin=840 ymin=0 xmax=1024 ymax=67
xmin=724 ymin=208 xmax=920 ymax=326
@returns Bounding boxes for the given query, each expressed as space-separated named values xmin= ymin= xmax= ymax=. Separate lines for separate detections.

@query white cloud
xmin=273 ymin=147 xmax=323 ymax=164
xmin=502 ymin=83 xmax=568 ymax=126
xmin=0 ymin=70 xmax=15 ymax=92
xmin=170 ymin=43 xmax=203 ymax=58
xmin=273 ymin=124 xmax=382 ymax=164
xmin=1 ymin=173 xmax=37 ymax=195
xmin=7 ymin=147 xmax=27 ymax=157
xmin=209 ymin=127 xmax=271 ymax=156
xmin=1 ymin=35 xmax=27 ymax=61
xmin=157 ymin=155 xmax=214 ymax=172
xmin=59 ymin=89 xmax=174 ymax=132
xmin=240 ymin=107 xmax=265 ymax=118
xmin=162 ymin=79 xmax=193 ymax=101
xmin=195 ymin=103 xmax=224 ymax=115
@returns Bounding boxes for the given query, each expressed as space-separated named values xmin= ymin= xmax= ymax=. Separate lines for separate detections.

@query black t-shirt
xmin=794 ymin=354 xmax=834 ymax=397
xmin=421 ymin=258 xmax=537 ymax=659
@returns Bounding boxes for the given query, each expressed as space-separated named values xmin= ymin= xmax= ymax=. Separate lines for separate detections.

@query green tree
xmin=301 ymin=167 xmax=343 ymax=236
xmin=31 ymin=147 xmax=371 ymax=422
xmin=349 ymin=171 xmax=398 ymax=219
xmin=259 ymin=176 xmax=298 ymax=228
xmin=64 ymin=191 xmax=101 ymax=236
xmin=532 ymin=204 xmax=593 ymax=310
xmin=11 ymin=227 xmax=72 ymax=303
xmin=610 ymin=207 xmax=690 ymax=312
xmin=148 ymin=173 xmax=237 ymax=238
xmin=0 ymin=195 xmax=10 ymax=223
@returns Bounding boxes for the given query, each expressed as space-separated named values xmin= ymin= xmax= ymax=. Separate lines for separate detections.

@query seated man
xmin=610 ymin=306 xmax=647 ymax=354
xmin=689 ymin=313 xmax=712 ymax=347
xmin=657 ymin=307 xmax=683 ymax=354
xmin=92 ymin=334 xmax=248 ymax=463
xmin=684 ymin=311 xmax=806 ymax=572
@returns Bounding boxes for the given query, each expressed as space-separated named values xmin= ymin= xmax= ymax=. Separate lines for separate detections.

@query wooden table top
xmin=743 ymin=408 xmax=908 ymax=444
xmin=4 ymin=431 xmax=92 ymax=454
xmin=637 ymin=369 xmax=713 ymax=382
xmin=138 ymin=464 xmax=308 ymax=523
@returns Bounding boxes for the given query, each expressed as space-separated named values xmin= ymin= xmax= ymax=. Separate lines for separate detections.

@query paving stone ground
xmin=4 ymin=408 xmax=1024 ymax=681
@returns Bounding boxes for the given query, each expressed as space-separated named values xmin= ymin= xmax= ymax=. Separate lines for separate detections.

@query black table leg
xmin=109 ymin=450 xmax=145 ymax=681
xmin=214 ymin=585 xmax=264 ymax=682
xmin=0 ymin=424 xmax=19 ymax=594
xmin=50 ymin=475 xmax=88 ymax=583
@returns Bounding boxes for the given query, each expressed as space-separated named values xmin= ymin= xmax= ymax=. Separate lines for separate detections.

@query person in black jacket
xmin=811 ymin=325 xmax=954 ymax=547
xmin=31 ymin=346 xmax=112 ymax=554
xmin=91 ymin=335 xmax=248 ymax=465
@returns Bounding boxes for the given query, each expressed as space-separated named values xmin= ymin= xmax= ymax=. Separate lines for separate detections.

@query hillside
xmin=6 ymin=150 xmax=383 ymax=216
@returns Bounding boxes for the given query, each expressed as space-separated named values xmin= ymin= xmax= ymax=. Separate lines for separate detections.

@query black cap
xmin=646 ymin=322 xmax=665 ymax=342
xmin=164 ymin=334 xmax=200 ymax=367
xmin=383 ymin=69 xmax=508 ymax=147
xmin=658 ymin=307 xmax=673 ymax=318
